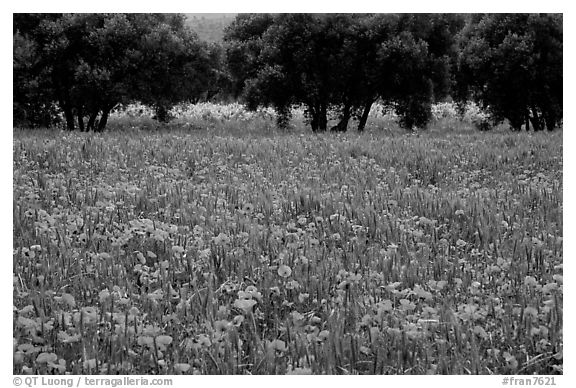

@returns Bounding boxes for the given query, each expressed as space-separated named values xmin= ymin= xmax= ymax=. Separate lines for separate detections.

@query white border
xmin=4 ymin=3 xmax=573 ymax=386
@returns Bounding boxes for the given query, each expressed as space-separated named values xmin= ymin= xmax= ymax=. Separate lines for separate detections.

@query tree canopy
xmin=14 ymin=13 xmax=217 ymax=131
xmin=13 ymin=13 xmax=562 ymax=133
xmin=223 ymin=13 xmax=465 ymax=131
xmin=455 ymin=14 xmax=563 ymax=131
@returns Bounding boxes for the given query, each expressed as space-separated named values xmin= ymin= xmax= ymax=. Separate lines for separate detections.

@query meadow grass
xmin=13 ymin=125 xmax=562 ymax=375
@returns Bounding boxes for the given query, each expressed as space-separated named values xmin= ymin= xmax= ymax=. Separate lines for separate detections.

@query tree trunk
xmin=357 ymin=99 xmax=373 ymax=132
xmin=331 ymin=102 xmax=351 ymax=132
xmin=308 ymin=104 xmax=318 ymax=132
xmin=63 ymin=104 xmax=75 ymax=131
xmin=58 ymin=93 xmax=75 ymax=130
xmin=543 ymin=109 xmax=557 ymax=131
xmin=154 ymin=105 xmax=170 ymax=123
xmin=56 ymin=84 xmax=75 ymax=130
xmin=96 ymin=106 xmax=112 ymax=132
xmin=87 ymin=110 xmax=98 ymax=131
xmin=525 ymin=109 xmax=530 ymax=131
xmin=77 ymin=108 xmax=85 ymax=132
xmin=530 ymin=106 xmax=542 ymax=131
xmin=275 ymin=105 xmax=291 ymax=129
xmin=318 ymin=103 xmax=327 ymax=132
xmin=205 ymin=90 xmax=218 ymax=102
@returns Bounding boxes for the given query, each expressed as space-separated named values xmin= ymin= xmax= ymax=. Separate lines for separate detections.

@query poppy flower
xmin=278 ymin=264 xmax=292 ymax=278
xmin=174 ymin=363 xmax=191 ymax=374
xmin=214 ymin=320 xmax=230 ymax=335
xmin=36 ymin=352 xmax=58 ymax=364
xmin=233 ymin=298 xmax=257 ymax=313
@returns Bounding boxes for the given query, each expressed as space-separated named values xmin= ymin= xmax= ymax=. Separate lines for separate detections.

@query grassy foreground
xmin=13 ymin=128 xmax=562 ymax=375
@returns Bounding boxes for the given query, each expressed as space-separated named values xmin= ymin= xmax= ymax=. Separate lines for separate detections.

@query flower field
xmin=13 ymin=126 xmax=562 ymax=375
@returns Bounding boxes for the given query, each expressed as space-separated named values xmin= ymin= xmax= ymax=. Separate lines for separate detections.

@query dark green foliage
xmin=13 ymin=13 xmax=217 ymax=131
xmin=13 ymin=28 xmax=60 ymax=128
xmin=223 ymin=14 xmax=461 ymax=131
xmin=14 ymin=13 xmax=562 ymax=134
xmin=223 ymin=14 xmax=275 ymax=100
xmin=456 ymin=14 xmax=563 ymax=131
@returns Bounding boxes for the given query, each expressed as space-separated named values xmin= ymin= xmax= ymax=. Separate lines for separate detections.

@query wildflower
xmin=277 ymin=264 xmax=292 ymax=278
xmin=244 ymin=286 xmax=262 ymax=300
xmin=174 ymin=363 xmax=191 ymax=373
xmin=78 ymin=233 xmax=88 ymax=245
xmin=523 ymin=306 xmax=539 ymax=320
xmin=214 ymin=320 xmax=230 ymax=335
xmin=269 ymin=286 xmax=281 ymax=297
xmin=242 ymin=203 xmax=254 ymax=213
xmin=156 ymin=335 xmax=173 ymax=351
xmin=57 ymin=331 xmax=81 ymax=344
xmin=54 ymin=293 xmax=76 ymax=308
xmin=267 ymin=339 xmax=287 ymax=353
xmin=456 ymin=239 xmax=467 ymax=248
xmin=99 ymin=289 xmax=111 ymax=303
xmin=172 ymin=245 xmax=185 ymax=257
xmin=21 ymin=247 xmax=34 ymax=259
xmin=213 ymin=233 xmax=230 ymax=246
xmin=78 ymin=307 xmax=99 ymax=325
xmin=553 ymin=274 xmax=563 ymax=283
xmin=318 ymin=330 xmax=330 ymax=341
xmin=503 ymin=352 xmax=518 ymax=370
xmin=81 ymin=359 xmax=97 ymax=370
xmin=285 ymin=280 xmax=300 ymax=290
xmin=237 ymin=290 xmax=251 ymax=300
xmin=36 ymin=352 xmax=58 ymax=364
xmin=524 ymin=276 xmax=538 ymax=287
xmin=233 ymin=298 xmax=257 ymax=313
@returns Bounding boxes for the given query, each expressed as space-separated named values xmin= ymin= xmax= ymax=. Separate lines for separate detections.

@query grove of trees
xmin=14 ymin=13 xmax=222 ymax=131
xmin=13 ymin=13 xmax=563 ymax=132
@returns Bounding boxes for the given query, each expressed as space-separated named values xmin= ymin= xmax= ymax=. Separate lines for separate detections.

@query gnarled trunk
xmin=86 ymin=110 xmax=99 ymax=131
xmin=357 ymin=99 xmax=374 ymax=132
xmin=63 ymin=104 xmax=75 ymax=131
xmin=154 ymin=105 xmax=170 ymax=123
xmin=331 ymin=102 xmax=351 ymax=132
xmin=77 ymin=107 xmax=85 ymax=132
xmin=58 ymin=93 xmax=75 ymax=130
xmin=95 ymin=104 xmax=113 ymax=132
xmin=318 ymin=103 xmax=327 ymax=131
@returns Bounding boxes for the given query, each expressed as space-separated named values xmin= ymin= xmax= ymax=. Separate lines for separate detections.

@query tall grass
xmin=13 ymin=125 xmax=562 ymax=375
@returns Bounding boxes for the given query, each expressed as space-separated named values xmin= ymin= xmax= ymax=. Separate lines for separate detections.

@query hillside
xmin=185 ymin=13 xmax=237 ymax=42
